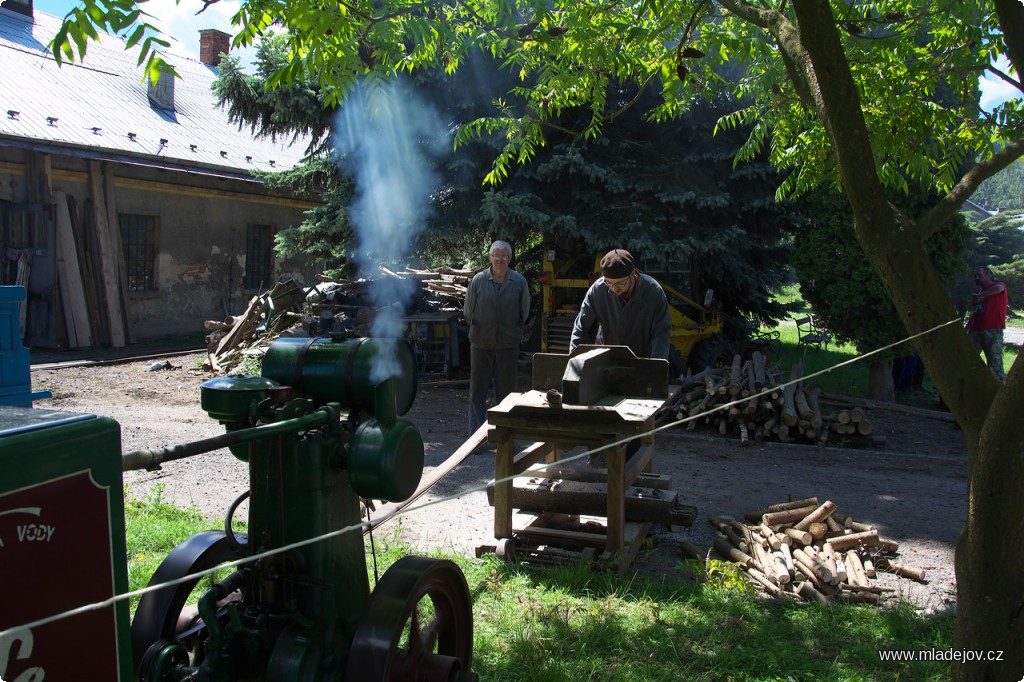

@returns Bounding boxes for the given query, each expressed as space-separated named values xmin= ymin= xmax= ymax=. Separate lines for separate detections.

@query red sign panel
xmin=0 ymin=471 xmax=122 ymax=680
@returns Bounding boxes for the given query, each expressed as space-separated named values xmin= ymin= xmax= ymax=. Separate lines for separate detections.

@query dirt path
xmin=30 ymin=351 xmax=966 ymax=611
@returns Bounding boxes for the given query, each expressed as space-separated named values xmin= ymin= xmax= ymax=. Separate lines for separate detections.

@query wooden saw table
xmin=484 ymin=346 xmax=690 ymax=571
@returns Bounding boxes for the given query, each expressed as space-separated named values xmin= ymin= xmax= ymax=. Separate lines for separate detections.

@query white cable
xmin=0 ymin=316 xmax=962 ymax=640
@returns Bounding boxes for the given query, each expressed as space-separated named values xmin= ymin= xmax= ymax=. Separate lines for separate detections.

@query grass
xmin=125 ymin=494 xmax=955 ymax=681
xmin=757 ymin=313 xmax=1017 ymax=403
xmin=124 ymin=484 xmax=243 ymax=613
xmin=771 ymin=323 xmax=866 ymax=397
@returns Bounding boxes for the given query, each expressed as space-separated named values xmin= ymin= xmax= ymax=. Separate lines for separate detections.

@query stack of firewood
xmin=397 ymin=266 xmax=475 ymax=306
xmin=675 ymin=352 xmax=874 ymax=445
xmin=203 ymin=267 xmax=478 ymax=374
xmin=694 ymin=497 xmax=925 ymax=604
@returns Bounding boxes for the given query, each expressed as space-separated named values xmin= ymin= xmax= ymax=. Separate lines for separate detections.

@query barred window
xmin=119 ymin=214 xmax=158 ymax=291
xmin=244 ymin=224 xmax=274 ymax=290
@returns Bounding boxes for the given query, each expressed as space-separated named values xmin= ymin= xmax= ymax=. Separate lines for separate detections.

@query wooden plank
xmin=511 ymin=525 xmax=608 ymax=546
xmin=494 ymin=433 xmax=514 ymax=539
xmin=490 ymin=482 xmax=680 ymax=523
xmin=488 ymin=401 xmax=662 ymax=434
xmin=52 ymin=191 xmax=92 ymax=347
xmin=214 ymin=295 xmax=264 ymax=357
xmin=104 ymin=167 xmax=133 ymax=343
xmin=88 ymin=160 xmax=125 ymax=347
xmin=607 ymin=442 xmax=625 ymax=553
xmin=511 ymin=441 xmax=555 ymax=475
xmin=615 ymin=522 xmax=652 ymax=574
xmin=623 ymin=442 xmax=655 ymax=486
xmin=66 ymin=196 xmax=105 ymax=344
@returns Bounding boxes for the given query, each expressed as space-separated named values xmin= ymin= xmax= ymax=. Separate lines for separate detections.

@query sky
xmin=32 ymin=0 xmax=258 ymax=67
xmin=28 ymin=0 xmax=1022 ymax=111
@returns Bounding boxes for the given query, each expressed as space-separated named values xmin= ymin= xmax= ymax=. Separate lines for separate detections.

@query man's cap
xmin=600 ymin=249 xmax=635 ymax=279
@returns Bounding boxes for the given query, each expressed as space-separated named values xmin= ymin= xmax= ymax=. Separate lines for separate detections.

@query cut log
xmin=825 ymin=529 xmax=880 ymax=551
xmin=713 ymin=537 xmax=755 ymax=567
xmin=874 ymin=557 xmax=926 ymax=582
xmin=751 ymin=543 xmax=780 ymax=584
xmin=794 ymin=386 xmax=813 ymax=421
xmin=762 ymin=505 xmax=818 ymax=527
xmin=679 ymin=541 xmax=704 ymax=563
xmin=846 ymin=550 xmax=869 ymax=587
xmin=728 ymin=354 xmax=742 ymax=396
xmin=766 ymin=497 xmax=820 ymax=513
xmin=782 ymin=365 xmax=800 ymax=426
xmin=807 ymin=522 xmax=829 ymax=540
xmin=752 ymin=351 xmax=767 ymax=389
xmin=782 ymin=527 xmax=813 ymax=546
xmin=793 ymin=500 xmax=838 ymax=531
xmin=747 ymin=567 xmax=785 ymax=596
xmin=820 ymin=391 xmax=957 ymax=423
xmin=797 ymin=581 xmax=831 ymax=604
xmin=709 ymin=516 xmax=747 ymax=551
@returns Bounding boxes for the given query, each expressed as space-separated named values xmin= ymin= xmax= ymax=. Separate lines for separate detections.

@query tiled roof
xmin=0 ymin=7 xmax=309 ymax=178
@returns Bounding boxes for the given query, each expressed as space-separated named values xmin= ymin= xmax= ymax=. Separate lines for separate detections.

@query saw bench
xmin=483 ymin=345 xmax=695 ymax=572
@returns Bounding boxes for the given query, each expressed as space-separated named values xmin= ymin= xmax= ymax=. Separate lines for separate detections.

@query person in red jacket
xmin=966 ymin=266 xmax=1008 ymax=383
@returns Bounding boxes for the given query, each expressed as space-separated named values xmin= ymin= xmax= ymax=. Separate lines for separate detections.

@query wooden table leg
xmin=606 ymin=441 xmax=625 ymax=554
xmin=642 ymin=416 xmax=655 ymax=473
xmin=494 ymin=436 xmax=514 ymax=538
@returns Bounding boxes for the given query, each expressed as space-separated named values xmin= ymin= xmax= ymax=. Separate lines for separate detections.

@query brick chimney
xmin=199 ymin=29 xmax=230 ymax=67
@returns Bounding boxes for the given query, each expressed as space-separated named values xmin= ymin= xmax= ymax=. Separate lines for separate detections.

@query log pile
xmin=702 ymin=497 xmax=926 ymax=604
xmin=674 ymin=352 xmax=875 ymax=446
xmin=204 ymin=267 xmax=477 ymax=374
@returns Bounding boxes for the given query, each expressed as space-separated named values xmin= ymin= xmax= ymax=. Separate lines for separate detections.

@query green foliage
xmin=947 ymin=209 xmax=1024 ymax=313
xmin=480 ymin=91 xmax=800 ymax=322
xmin=52 ymin=1 xmax=1020 ymax=206
xmin=124 ymin=484 xmax=224 ymax=612
xmin=970 ymin=209 xmax=1024 ymax=266
xmin=697 ymin=558 xmax=754 ymax=593
xmin=212 ymin=35 xmax=335 ymax=151
xmin=972 ymin=160 xmax=1024 ymax=212
xmin=792 ymin=189 xmax=971 ymax=357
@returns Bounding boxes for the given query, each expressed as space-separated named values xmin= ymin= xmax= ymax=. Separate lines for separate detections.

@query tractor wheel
xmin=688 ymin=335 xmax=738 ymax=372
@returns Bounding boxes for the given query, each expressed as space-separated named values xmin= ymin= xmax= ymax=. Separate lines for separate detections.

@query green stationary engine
xmin=0 ymin=334 xmax=476 ymax=682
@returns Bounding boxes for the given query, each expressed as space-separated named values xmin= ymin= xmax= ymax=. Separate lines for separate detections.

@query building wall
xmin=0 ymin=148 xmax=321 ymax=345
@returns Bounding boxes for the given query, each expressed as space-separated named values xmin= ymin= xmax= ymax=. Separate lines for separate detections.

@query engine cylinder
xmin=262 ymin=336 xmax=419 ymax=417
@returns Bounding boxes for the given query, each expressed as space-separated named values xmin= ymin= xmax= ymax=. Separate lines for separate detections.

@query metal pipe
xmin=121 ymin=409 xmax=331 ymax=471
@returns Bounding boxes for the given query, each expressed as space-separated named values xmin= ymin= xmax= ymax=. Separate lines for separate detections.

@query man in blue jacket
xmin=570 ymin=249 xmax=672 ymax=361
xmin=464 ymin=240 xmax=531 ymax=436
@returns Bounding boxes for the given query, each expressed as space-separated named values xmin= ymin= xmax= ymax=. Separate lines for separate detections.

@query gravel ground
xmin=30 ymin=350 xmax=967 ymax=612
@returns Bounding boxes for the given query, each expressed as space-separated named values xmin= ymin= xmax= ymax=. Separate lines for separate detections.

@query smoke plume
xmin=333 ymin=78 xmax=449 ymax=381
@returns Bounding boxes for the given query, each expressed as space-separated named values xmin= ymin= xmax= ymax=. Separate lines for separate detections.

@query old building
xmin=0 ymin=0 xmax=320 ymax=348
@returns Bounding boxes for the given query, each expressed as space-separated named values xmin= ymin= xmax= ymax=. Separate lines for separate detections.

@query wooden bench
xmin=795 ymin=315 xmax=832 ymax=350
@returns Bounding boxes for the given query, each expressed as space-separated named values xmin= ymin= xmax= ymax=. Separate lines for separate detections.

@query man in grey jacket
xmin=570 ymin=249 xmax=672 ymax=361
xmin=464 ymin=240 xmax=531 ymax=436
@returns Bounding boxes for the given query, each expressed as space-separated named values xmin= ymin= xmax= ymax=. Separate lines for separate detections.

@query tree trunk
xmin=866 ymin=359 xmax=894 ymax=402
xmin=782 ymin=3 xmax=1024 ymax=679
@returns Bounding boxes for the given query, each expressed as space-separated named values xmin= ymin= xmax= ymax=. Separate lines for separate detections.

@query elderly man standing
xmin=464 ymin=240 xmax=531 ymax=437
xmin=570 ymin=249 xmax=672 ymax=361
